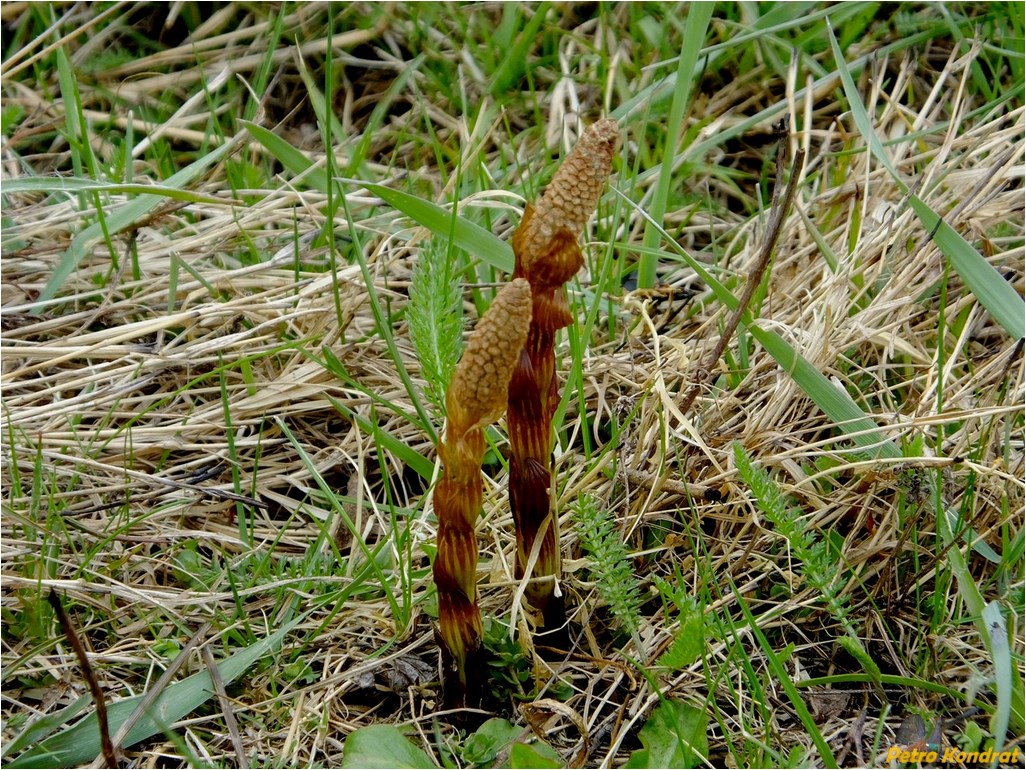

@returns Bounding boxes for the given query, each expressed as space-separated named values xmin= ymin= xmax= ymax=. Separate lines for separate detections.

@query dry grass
xmin=1 ymin=3 xmax=1023 ymax=768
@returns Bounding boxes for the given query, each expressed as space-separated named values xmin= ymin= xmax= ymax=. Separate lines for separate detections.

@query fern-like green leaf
xmin=657 ymin=603 xmax=705 ymax=671
xmin=408 ymin=239 xmax=463 ymax=417
xmin=573 ymin=495 xmax=643 ymax=635
xmin=732 ymin=443 xmax=855 ymax=635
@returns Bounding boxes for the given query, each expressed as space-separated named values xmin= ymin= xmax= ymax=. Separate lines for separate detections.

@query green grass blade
xmin=335 ymin=193 xmax=437 ymax=438
xmin=827 ymin=20 xmax=1025 ymax=340
xmin=747 ymin=326 xmax=901 ymax=459
xmin=359 ymin=181 xmax=514 ymax=273
xmin=615 ymin=191 xmax=902 ymax=457
xmin=323 ymin=390 xmax=434 ymax=482
xmin=244 ymin=127 xmax=512 ymax=276
xmin=825 ymin=19 xmax=901 ymax=181
xmin=732 ymin=586 xmax=838 ymax=769
xmin=6 ymin=617 xmax=302 ymax=769
xmin=343 ymin=57 xmax=423 ymax=179
xmin=936 ymin=485 xmax=1025 ymax=736
xmin=751 ymin=301 xmax=999 ymax=563
xmin=296 ymin=50 xmax=347 ymax=161
xmin=1 ymin=693 xmax=93 ymax=759
xmin=616 ymin=22 xmax=958 ymax=186
xmin=241 ymin=120 xmax=331 ymax=193
xmin=275 ymin=417 xmax=405 ymax=626
xmin=319 ymin=346 xmax=438 ymax=468
xmin=489 ymin=4 xmax=549 ymax=97
xmin=906 ymin=196 xmax=1025 ymax=339
xmin=638 ymin=3 xmax=713 ymax=288
xmin=54 ymin=41 xmax=89 ymax=184
xmin=34 ymin=137 xmax=240 ymax=309
xmin=2 ymin=177 xmax=232 ymax=204
xmin=795 ymin=672 xmax=968 ymax=701
xmin=983 ymin=601 xmax=1013 ymax=753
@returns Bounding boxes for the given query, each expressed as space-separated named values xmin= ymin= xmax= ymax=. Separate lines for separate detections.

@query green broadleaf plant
xmin=623 ymin=699 xmax=709 ymax=769
xmin=510 ymin=742 xmax=564 ymax=769
xmin=340 ymin=724 xmax=435 ymax=769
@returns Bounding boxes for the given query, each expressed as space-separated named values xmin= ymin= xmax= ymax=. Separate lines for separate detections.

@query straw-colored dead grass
xmin=2 ymin=4 xmax=1023 ymax=768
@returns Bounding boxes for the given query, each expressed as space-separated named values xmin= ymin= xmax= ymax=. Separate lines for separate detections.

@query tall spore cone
xmin=433 ymin=278 xmax=532 ymax=709
xmin=508 ymin=119 xmax=618 ymax=641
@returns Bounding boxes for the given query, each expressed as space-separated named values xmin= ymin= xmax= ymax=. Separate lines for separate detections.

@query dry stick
xmin=434 ymin=278 xmax=533 ymax=709
xmin=678 ymin=137 xmax=807 ymax=417
xmin=201 ymin=645 xmax=249 ymax=770
xmin=47 ymin=590 xmax=117 ymax=768
xmin=507 ymin=119 xmax=619 ymax=640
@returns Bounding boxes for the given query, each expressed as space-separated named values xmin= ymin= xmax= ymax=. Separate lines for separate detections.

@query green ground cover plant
xmin=1 ymin=3 xmax=1023 ymax=767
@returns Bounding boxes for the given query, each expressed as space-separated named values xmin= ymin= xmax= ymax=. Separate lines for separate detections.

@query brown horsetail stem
xmin=433 ymin=277 xmax=532 ymax=708
xmin=508 ymin=119 xmax=619 ymax=639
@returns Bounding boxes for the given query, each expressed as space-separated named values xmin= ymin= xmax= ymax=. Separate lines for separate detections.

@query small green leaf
xmin=1 ymin=103 xmax=25 ymax=134
xmin=624 ymin=700 xmax=708 ymax=769
xmin=462 ymin=717 xmax=521 ymax=766
xmin=341 ymin=725 xmax=435 ymax=769
xmin=510 ymin=741 xmax=564 ymax=769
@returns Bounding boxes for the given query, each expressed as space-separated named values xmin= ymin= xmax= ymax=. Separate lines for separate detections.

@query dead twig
xmin=48 ymin=590 xmax=117 ymax=768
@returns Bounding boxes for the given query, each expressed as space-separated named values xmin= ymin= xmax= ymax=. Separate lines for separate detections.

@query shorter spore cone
xmin=432 ymin=278 xmax=532 ymax=708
